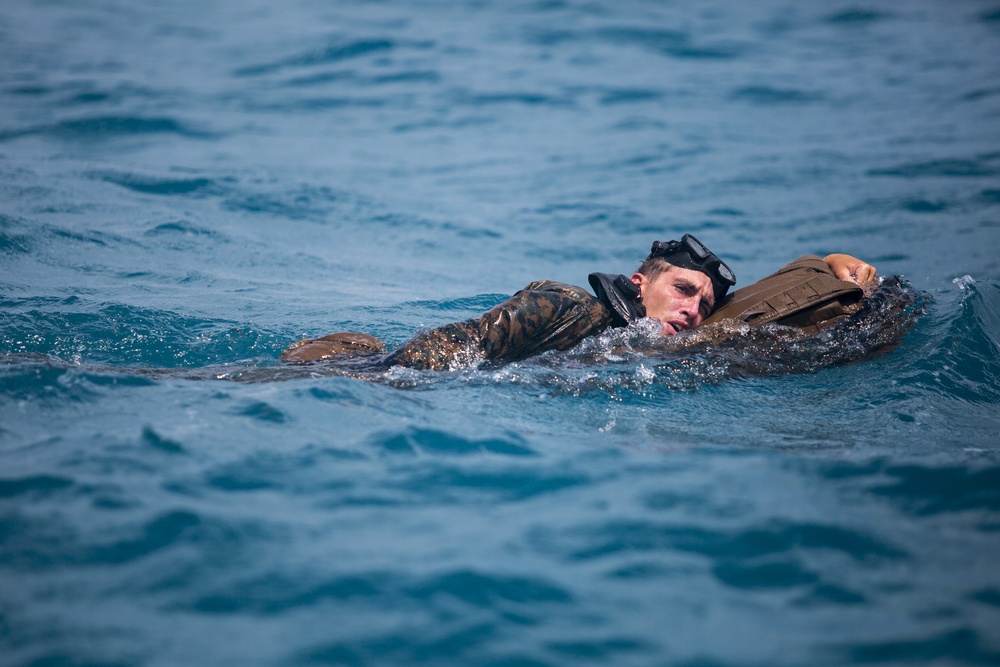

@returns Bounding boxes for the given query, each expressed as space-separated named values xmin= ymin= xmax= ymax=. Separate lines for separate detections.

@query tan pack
xmin=702 ymin=255 xmax=864 ymax=335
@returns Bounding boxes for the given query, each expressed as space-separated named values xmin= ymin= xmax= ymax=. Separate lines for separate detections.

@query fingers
xmin=833 ymin=265 xmax=855 ymax=282
xmin=823 ymin=254 xmax=878 ymax=287
xmin=853 ymin=262 xmax=877 ymax=287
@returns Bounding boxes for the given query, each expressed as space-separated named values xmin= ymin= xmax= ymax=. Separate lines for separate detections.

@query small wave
xmin=297 ymin=626 xmax=512 ymax=667
xmin=450 ymin=90 xmax=571 ymax=108
xmin=239 ymin=95 xmax=389 ymax=113
xmin=367 ymin=427 xmax=536 ymax=458
xmin=598 ymin=88 xmax=663 ymax=105
xmin=868 ymin=463 xmax=1000 ymax=516
xmin=234 ymin=400 xmax=289 ymax=424
xmin=959 ymin=86 xmax=1000 ymax=103
xmin=0 ymin=298 xmax=285 ymax=368
xmin=0 ymin=474 xmax=74 ymax=498
xmin=221 ymin=183 xmax=344 ymax=222
xmin=283 ymin=69 xmax=441 ymax=89
xmin=392 ymin=115 xmax=494 ymax=132
xmin=144 ymin=220 xmax=227 ymax=240
xmin=93 ymin=170 xmax=216 ymax=196
xmin=897 ymin=278 xmax=1000 ymax=405
xmin=177 ymin=566 xmax=570 ymax=616
xmin=0 ymin=214 xmax=32 ymax=255
xmin=54 ymin=83 xmax=160 ymax=109
xmin=530 ymin=26 xmax=741 ymax=59
xmin=841 ymin=627 xmax=1000 ymax=665
xmin=980 ymin=189 xmax=1000 ymax=206
xmin=730 ymin=86 xmax=824 ymax=105
xmin=403 ymin=294 xmax=509 ymax=314
xmin=0 ymin=116 xmax=214 ymax=143
xmin=234 ymin=39 xmax=397 ymax=77
xmin=954 ymin=275 xmax=976 ymax=290
xmin=901 ymin=198 xmax=948 ymax=212
xmin=184 ymin=572 xmax=390 ymax=615
xmin=413 ymin=569 xmax=572 ymax=605
xmin=536 ymin=516 xmax=906 ymax=609
xmin=140 ymin=426 xmax=185 ymax=454
xmin=0 ymin=508 xmax=203 ymax=569
xmin=3 ymin=217 xmax=138 ymax=252
xmin=5 ymin=85 xmax=51 ymax=97
xmin=86 ymin=510 xmax=202 ymax=565
xmin=868 ymin=154 xmax=1000 ymax=178
xmin=559 ymin=519 xmax=906 ymax=563
xmin=980 ymin=8 xmax=1000 ymax=23
xmin=596 ymin=27 xmax=741 ymax=60
xmin=824 ymin=9 xmax=891 ymax=25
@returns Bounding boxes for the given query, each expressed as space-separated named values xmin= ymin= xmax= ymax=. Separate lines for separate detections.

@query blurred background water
xmin=2 ymin=0 xmax=1000 ymax=665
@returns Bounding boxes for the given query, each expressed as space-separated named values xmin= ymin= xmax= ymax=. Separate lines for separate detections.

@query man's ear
xmin=630 ymin=273 xmax=646 ymax=297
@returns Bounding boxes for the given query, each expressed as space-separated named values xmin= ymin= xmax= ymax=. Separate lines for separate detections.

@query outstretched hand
xmin=823 ymin=254 xmax=878 ymax=287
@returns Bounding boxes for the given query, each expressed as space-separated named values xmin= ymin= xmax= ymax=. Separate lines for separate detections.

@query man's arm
xmin=385 ymin=281 xmax=615 ymax=370
xmin=281 ymin=282 xmax=611 ymax=370
xmin=475 ymin=281 xmax=614 ymax=364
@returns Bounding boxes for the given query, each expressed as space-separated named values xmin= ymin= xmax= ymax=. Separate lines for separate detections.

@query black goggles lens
xmin=682 ymin=234 xmax=711 ymax=261
xmin=714 ymin=259 xmax=736 ymax=285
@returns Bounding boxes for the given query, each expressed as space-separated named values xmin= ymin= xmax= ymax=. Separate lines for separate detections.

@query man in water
xmin=281 ymin=235 xmax=877 ymax=370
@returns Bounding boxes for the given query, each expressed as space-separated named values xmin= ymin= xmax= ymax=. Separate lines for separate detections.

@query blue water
xmin=2 ymin=1 xmax=1000 ymax=665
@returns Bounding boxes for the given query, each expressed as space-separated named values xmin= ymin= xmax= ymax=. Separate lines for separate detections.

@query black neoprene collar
xmin=588 ymin=272 xmax=646 ymax=327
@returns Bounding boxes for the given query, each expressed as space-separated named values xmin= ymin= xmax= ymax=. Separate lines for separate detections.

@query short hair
xmin=636 ymin=256 xmax=675 ymax=283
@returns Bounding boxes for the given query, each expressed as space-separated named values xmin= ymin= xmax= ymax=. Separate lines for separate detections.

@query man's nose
xmin=678 ymin=298 xmax=697 ymax=318
xmin=679 ymin=299 xmax=704 ymax=325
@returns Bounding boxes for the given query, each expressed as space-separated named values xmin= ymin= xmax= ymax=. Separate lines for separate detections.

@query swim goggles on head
xmin=647 ymin=233 xmax=737 ymax=302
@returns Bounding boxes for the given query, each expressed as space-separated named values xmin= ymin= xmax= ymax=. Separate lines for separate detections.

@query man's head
xmin=631 ymin=234 xmax=736 ymax=335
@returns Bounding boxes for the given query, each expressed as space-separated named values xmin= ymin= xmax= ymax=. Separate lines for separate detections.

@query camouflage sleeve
xmin=477 ymin=281 xmax=614 ymax=365
xmin=381 ymin=320 xmax=482 ymax=371
xmin=384 ymin=281 xmax=614 ymax=371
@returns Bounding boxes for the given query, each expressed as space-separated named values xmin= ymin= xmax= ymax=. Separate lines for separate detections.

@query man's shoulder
xmin=519 ymin=280 xmax=596 ymax=301
xmin=506 ymin=280 xmax=614 ymax=331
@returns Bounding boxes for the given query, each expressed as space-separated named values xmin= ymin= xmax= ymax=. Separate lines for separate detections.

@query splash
xmin=251 ymin=278 xmax=926 ymax=390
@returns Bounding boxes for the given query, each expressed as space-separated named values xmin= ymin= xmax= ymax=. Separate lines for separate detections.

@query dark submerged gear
xmin=648 ymin=233 xmax=736 ymax=303
xmin=587 ymin=272 xmax=645 ymax=327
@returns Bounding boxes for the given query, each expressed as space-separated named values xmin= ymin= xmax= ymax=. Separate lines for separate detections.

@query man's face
xmin=630 ymin=267 xmax=715 ymax=335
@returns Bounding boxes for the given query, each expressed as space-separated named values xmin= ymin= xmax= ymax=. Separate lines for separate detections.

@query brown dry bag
xmin=702 ymin=255 xmax=865 ymax=335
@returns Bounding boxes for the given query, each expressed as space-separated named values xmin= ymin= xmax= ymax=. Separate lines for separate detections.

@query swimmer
xmin=282 ymin=234 xmax=877 ymax=370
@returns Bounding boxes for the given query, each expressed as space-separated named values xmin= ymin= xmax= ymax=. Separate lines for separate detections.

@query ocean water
xmin=2 ymin=0 xmax=1000 ymax=665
